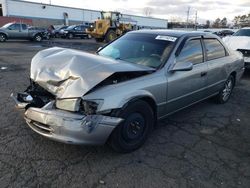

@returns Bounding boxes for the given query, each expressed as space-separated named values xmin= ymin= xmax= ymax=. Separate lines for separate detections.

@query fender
xmin=30 ymin=31 xmax=44 ymax=38
xmin=117 ymin=90 xmax=157 ymax=110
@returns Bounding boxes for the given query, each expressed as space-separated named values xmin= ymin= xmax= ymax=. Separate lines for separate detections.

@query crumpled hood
xmin=223 ymin=36 xmax=250 ymax=50
xmin=31 ymin=47 xmax=153 ymax=98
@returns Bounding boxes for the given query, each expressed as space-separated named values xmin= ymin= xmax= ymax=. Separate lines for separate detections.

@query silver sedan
xmin=12 ymin=30 xmax=245 ymax=153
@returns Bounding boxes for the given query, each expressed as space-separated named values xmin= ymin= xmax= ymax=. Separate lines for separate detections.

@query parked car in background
xmin=53 ymin=25 xmax=68 ymax=38
xmin=214 ymin=30 xmax=235 ymax=38
xmin=0 ymin=22 xmax=47 ymax=42
xmin=61 ymin=24 xmax=90 ymax=39
xmin=223 ymin=27 xmax=250 ymax=68
xmin=12 ymin=30 xmax=244 ymax=152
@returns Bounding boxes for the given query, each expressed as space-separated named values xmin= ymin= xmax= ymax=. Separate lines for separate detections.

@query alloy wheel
xmin=222 ymin=78 xmax=233 ymax=101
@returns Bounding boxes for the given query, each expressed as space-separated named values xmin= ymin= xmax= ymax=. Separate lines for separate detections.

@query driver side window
xmin=8 ymin=24 xmax=20 ymax=30
xmin=176 ymin=39 xmax=203 ymax=65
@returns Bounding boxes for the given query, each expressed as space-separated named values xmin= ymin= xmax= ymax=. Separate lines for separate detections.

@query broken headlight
xmin=81 ymin=99 xmax=104 ymax=115
xmin=56 ymin=98 xmax=81 ymax=112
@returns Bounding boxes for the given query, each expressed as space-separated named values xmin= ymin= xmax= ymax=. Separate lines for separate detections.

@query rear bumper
xmin=11 ymin=93 xmax=123 ymax=145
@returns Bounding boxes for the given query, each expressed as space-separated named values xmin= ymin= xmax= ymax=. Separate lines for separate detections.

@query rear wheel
xmin=0 ymin=33 xmax=7 ymax=42
xmin=105 ymin=30 xmax=117 ymax=43
xmin=34 ymin=34 xmax=42 ymax=42
xmin=214 ymin=75 xmax=235 ymax=103
xmin=108 ymin=100 xmax=154 ymax=153
xmin=55 ymin=33 xmax=60 ymax=38
xmin=67 ymin=33 xmax=74 ymax=39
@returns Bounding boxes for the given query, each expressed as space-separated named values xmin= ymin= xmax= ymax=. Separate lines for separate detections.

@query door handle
xmin=200 ymin=72 xmax=207 ymax=77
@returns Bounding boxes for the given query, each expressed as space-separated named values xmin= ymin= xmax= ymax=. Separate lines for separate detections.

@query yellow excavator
xmin=86 ymin=11 xmax=134 ymax=42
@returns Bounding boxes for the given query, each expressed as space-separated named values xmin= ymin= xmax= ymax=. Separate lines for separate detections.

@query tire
xmin=67 ymin=33 xmax=74 ymax=39
xmin=108 ymin=100 xmax=154 ymax=153
xmin=105 ymin=30 xmax=117 ymax=43
xmin=214 ymin=75 xmax=235 ymax=104
xmin=55 ymin=33 xmax=60 ymax=38
xmin=0 ymin=33 xmax=7 ymax=42
xmin=33 ymin=34 xmax=42 ymax=42
xmin=87 ymin=34 xmax=92 ymax=39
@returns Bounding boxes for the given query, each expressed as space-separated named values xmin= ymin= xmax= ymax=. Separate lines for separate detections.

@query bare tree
xmin=212 ymin=18 xmax=221 ymax=28
xmin=205 ymin=20 xmax=210 ymax=28
xmin=220 ymin=17 xmax=227 ymax=28
xmin=143 ymin=7 xmax=153 ymax=17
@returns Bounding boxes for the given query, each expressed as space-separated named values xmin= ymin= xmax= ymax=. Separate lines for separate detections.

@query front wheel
xmin=108 ymin=100 xmax=154 ymax=153
xmin=105 ymin=30 xmax=117 ymax=43
xmin=214 ymin=75 xmax=235 ymax=103
xmin=87 ymin=34 xmax=92 ymax=39
xmin=0 ymin=33 xmax=7 ymax=42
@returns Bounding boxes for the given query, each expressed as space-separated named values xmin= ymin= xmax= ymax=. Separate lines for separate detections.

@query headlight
xmin=63 ymin=30 xmax=68 ymax=33
xmin=81 ymin=99 xmax=103 ymax=115
xmin=56 ymin=98 xmax=81 ymax=112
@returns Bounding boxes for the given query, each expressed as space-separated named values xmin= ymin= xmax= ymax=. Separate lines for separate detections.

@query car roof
xmin=130 ymin=29 xmax=217 ymax=38
xmin=242 ymin=27 xmax=250 ymax=30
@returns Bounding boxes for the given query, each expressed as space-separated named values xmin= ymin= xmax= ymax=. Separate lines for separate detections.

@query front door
xmin=166 ymin=38 xmax=208 ymax=114
xmin=7 ymin=23 xmax=21 ymax=39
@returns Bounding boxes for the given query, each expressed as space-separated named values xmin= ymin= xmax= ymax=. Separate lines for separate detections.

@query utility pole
xmin=194 ymin=11 xmax=198 ymax=30
xmin=186 ymin=6 xmax=190 ymax=29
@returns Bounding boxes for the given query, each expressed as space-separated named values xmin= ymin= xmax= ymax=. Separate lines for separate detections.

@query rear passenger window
xmin=21 ymin=24 xmax=27 ymax=30
xmin=176 ymin=39 xmax=203 ymax=65
xmin=204 ymin=39 xmax=226 ymax=61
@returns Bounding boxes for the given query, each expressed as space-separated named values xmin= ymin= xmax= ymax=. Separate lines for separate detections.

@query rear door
xmin=203 ymin=38 xmax=228 ymax=96
xmin=166 ymin=38 xmax=208 ymax=114
xmin=19 ymin=24 xmax=29 ymax=38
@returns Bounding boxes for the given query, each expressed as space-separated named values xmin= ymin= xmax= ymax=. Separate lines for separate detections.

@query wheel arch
xmin=0 ymin=32 xmax=8 ymax=39
xmin=31 ymin=32 xmax=42 ymax=38
xmin=112 ymin=94 xmax=158 ymax=126
xmin=230 ymin=71 xmax=237 ymax=86
xmin=105 ymin=27 xmax=116 ymax=34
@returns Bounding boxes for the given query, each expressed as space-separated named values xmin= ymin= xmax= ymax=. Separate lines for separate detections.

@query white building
xmin=0 ymin=0 xmax=168 ymax=28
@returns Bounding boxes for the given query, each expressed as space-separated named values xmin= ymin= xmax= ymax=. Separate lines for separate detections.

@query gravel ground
xmin=0 ymin=39 xmax=250 ymax=188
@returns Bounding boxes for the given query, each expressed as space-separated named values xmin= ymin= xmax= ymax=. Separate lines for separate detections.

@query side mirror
xmin=170 ymin=61 xmax=193 ymax=72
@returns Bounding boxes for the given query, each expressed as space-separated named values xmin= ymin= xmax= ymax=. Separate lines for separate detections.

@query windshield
xmin=1 ymin=23 xmax=13 ymax=28
xmin=66 ymin=25 xmax=76 ymax=30
xmin=102 ymin=12 xmax=112 ymax=19
xmin=233 ymin=29 xmax=250 ymax=37
xmin=98 ymin=33 xmax=176 ymax=69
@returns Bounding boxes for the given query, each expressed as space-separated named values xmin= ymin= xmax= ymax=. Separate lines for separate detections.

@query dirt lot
xmin=0 ymin=39 xmax=250 ymax=188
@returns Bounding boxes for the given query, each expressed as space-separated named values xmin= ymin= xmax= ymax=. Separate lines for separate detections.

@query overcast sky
xmin=23 ymin=0 xmax=250 ymax=23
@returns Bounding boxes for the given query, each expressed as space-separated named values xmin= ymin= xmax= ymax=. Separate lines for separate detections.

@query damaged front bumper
xmin=11 ymin=93 xmax=123 ymax=145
